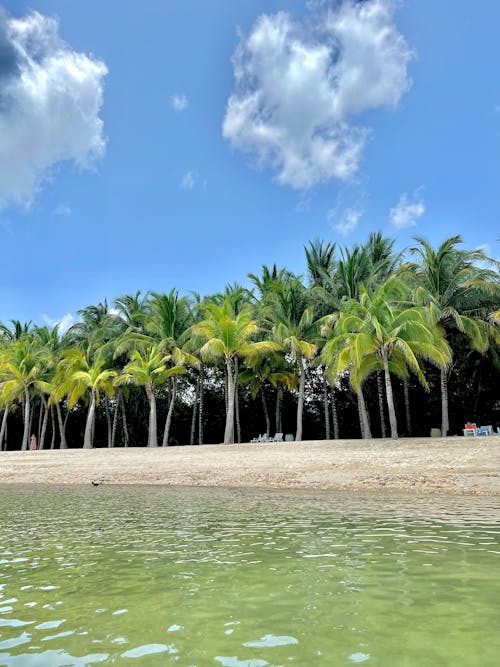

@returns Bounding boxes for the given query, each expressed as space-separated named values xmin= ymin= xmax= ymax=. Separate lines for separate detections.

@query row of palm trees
xmin=0 ymin=233 xmax=499 ymax=450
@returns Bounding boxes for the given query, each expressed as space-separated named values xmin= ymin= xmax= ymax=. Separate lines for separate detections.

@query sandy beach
xmin=1 ymin=436 xmax=500 ymax=494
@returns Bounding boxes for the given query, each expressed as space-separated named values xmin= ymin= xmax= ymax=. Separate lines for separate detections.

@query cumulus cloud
xmin=223 ymin=0 xmax=413 ymax=189
xmin=170 ymin=93 xmax=188 ymax=111
xmin=0 ymin=9 xmax=107 ymax=209
xmin=328 ymin=207 xmax=362 ymax=236
xmin=389 ymin=191 xmax=425 ymax=229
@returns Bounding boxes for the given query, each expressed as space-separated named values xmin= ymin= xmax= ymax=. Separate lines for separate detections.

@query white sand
xmin=1 ymin=436 xmax=500 ymax=495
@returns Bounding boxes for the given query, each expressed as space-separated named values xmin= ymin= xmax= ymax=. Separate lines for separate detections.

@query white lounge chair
xmin=273 ymin=432 xmax=283 ymax=442
xmin=463 ymin=423 xmax=477 ymax=436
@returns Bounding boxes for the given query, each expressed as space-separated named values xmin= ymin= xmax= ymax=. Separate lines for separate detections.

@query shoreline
xmin=1 ymin=436 xmax=500 ymax=495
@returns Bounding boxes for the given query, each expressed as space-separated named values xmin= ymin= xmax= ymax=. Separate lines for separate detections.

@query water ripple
xmin=0 ymin=486 xmax=499 ymax=665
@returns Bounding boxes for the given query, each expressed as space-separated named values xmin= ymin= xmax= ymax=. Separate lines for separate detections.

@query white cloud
xmin=41 ymin=312 xmax=74 ymax=333
xmin=170 ymin=93 xmax=189 ymax=111
xmin=328 ymin=207 xmax=362 ymax=236
xmin=0 ymin=10 xmax=107 ymax=210
xmin=180 ymin=170 xmax=207 ymax=191
xmin=180 ymin=170 xmax=198 ymax=190
xmin=223 ymin=0 xmax=413 ymax=189
xmin=389 ymin=191 xmax=425 ymax=229
xmin=52 ymin=204 xmax=71 ymax=217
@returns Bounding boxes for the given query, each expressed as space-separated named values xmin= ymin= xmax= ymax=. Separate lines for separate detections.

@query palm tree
xmin=305 ymin=240 xmax=343 ymax=439
xmin=182 ymin=296 xmax=208 ymax=445
xmin=193 ymin=298 xmax=278 ymax=443
xmin=0 ymin=320 xmax=33 ymax=342
xmin=116 ymin=344 xmax=184 ymax=447
xmin=0 ymin=338 xmax=48 ymax=450
xmin=265 ymin=279 xmax=318 ymax=441
xmin=322 ymin=278 xmax=452 ymax=438
xmin=305 ymin=239 xmax=336 ymax=290
xmin=68 ymin=301 xmax=114 ymax=345
xmin=248 ymin=264 xmax=293 ymax=305
xmin=211 ymin=284 xmax=256 ymax=442
xmin=408 ymin=235 xmax=500 ymax=435
xmin=146 ymin=290 xmax=195 ymax=446
xmin=31 ymin=324 xmax=69 ymax=450
xmin=53 ymin=348 xmax=117 ymax=449
xmin=114 ymin=290 xmax=150 ymax=333
xmin=69 ymin=301 xmax=129 ymax=447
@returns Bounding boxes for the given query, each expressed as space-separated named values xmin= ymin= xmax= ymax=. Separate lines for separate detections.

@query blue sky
xmin=0 ymin=0 xmax=498 ymax=328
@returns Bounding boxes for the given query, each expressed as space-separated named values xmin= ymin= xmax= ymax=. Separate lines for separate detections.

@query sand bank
xmin=1 ymin=436 xmax=500 ymax=495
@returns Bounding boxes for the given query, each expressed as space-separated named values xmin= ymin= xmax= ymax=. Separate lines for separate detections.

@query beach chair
xmin=272 ymin=432 xmax=283 ymax=442
xmin=250 ymin=435 xmax=261 ymax=443
xmin=463 ymin=423 xmax=477 ymax=436
xmin=285 ymin=434 xmax=295 ymax=441
xmin=258 ymin=433 xmax=271 ymax=443
xmin=477 ymin=425 xmax=493 ymax=436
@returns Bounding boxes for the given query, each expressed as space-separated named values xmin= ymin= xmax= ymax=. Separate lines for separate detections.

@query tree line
xmin=1 ymin=233 xmax=499 ymax=450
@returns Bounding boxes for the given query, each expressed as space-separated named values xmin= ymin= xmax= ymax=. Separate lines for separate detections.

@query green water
xmin=0 ymin=487 xmax=499 ymax=666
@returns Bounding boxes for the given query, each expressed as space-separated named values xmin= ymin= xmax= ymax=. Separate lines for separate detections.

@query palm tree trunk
xmin=224 ymin=367 xmax=229 ymax=413
xmin=145 ymin=384 xmax=158 ymax=447
xmin=83 ymin=389 xmax=96 ymax=449
xmin=331 ymin=389 xmax=339 ymax=440
xmin=105 ymin=396 xmax=112 ymax=448
xmin=56 ymin=402 xmax=68 ymax=449
xmin=382 ymin=356 xmax=398 ymax=439
xmin=37 ymin=397 xmax=43 ymax=443
xmin=261 ymin=388 xmax=271 ymax=436
xmin=28 ymin=396 xmax=34 ymax=448
xmin=234 ymin=357 xmax=241 ymax=443
xmin=376 ymin=371 xmax=387 ymax=438
xmin=275 ymin=386 xmax=282 ymax=433
xmin=111 ymin=394 xmax=119 ymax=448
xmin=190 ymin=377 xmax=199 ymax=445
xmin=357 ymin=387 xmax=372 ymax=439
xmin=403 ymin=378 xmax=412 ymax=436
xmin=21 ymin=388 xmax=30 ymax=451
xmin=162 ymin=377 xmax=177 ymax=447
xmin=441 ymin=368 xmax=449 ymax=437
xmin=198 ymin=364 xmax=204 ymax=446
xmin=50 ymin=405 xmax=56 ymax=450
xmin=323 ymin=378 xmax=330 ymax=440
xmin=296 ymin=354 xmax=305 ymax=442
xmin=120 ymin=392 xmax=129 ymax=447
xmin=224 ymin=359 xmax=235 ymax=444
xmin=39 ymin=397 xmax=49 ymax=450
xmin=0 ymin=405 xmax=9 ymax=451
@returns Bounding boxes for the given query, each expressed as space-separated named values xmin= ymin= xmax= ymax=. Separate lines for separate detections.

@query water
xmin=0 ymin=486 xmax=499 ymax=666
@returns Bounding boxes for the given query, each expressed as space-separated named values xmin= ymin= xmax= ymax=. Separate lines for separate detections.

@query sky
xmin=0 ymin=0 xmax=498 ymax=329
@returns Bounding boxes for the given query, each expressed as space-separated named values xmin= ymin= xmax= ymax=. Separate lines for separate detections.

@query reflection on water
xmin=0 ymin=486 xmax=499 ymax=666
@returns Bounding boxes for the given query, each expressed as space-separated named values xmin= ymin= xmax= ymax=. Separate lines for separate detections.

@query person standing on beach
xmin=30 ymin=434 xmax=37 ymax=451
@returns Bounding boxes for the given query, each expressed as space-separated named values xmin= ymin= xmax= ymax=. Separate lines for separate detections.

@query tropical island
xmin=1 ymin=234 xmax=498 ymax=480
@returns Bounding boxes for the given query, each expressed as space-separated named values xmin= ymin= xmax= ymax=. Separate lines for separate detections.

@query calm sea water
xmin=0 ymin=486 xmax=499 ymax=666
